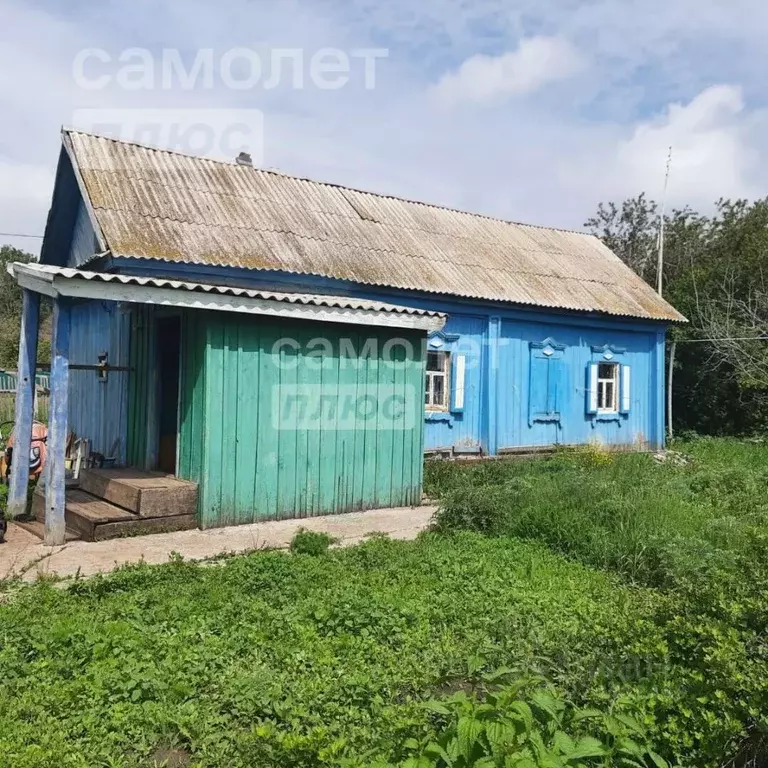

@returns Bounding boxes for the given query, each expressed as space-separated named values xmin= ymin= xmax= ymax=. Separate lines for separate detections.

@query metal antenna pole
xmin=658 ymin=147 xmax=675 ymax=441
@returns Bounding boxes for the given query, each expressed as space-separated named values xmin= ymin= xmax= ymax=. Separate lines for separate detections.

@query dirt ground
xmin=0 ymin=505 xmax=436 ymax=582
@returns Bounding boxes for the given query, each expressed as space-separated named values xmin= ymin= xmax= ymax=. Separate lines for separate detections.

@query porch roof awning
xmin=8 ymin=263 xmax=447 ymax=333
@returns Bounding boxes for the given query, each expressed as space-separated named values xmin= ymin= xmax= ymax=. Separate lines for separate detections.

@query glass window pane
xmin=433 ymin=376 xmax=445 ymax=406
xmin=598 ymin=362 xmax=614 ymax=379
xmin=427 ymin=352 xmax=440 ymax=372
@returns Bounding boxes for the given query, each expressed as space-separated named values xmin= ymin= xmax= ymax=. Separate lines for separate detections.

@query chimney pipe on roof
xmin=235 ymin=152 xmax=252 ymax=167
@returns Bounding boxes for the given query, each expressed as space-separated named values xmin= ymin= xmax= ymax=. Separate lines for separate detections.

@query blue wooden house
xmin=9 ymin=130 xmax=684 ymax=544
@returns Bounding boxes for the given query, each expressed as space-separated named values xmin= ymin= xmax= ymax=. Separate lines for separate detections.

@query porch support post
xmin=44 ymin=298 xmax=71 ymax=546
xmin=8 ymin=289 xmax=41 ymax=518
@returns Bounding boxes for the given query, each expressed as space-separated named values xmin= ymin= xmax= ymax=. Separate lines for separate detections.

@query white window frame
xmin=425 ymin=351 xmax=450 ymax=411
xmin=597 ymin=362 xmax=619 ymax=413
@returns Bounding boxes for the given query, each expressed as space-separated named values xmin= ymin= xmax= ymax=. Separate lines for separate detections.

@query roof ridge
xmin=62 ymin=126 xmax=598 ymax=239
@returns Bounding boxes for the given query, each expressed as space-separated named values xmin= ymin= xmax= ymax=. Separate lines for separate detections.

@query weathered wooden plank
xmin=362 ymin=335 xmax=379 ymax=510
xmin=174 ymin=313 xmax=427 ymax=527
xmin=15 ymin=519 xmax=81 ymax=542
xmin=145 ymin=308 xmax=160 ymax=471
xmin=179 ymin=311 xmax=205 ymax=490
xmin=78 ymin=468 xmax=198 ymax=517
xmin=410 ymin=332 xmax=427 ymax=505
xmin=92 ymin=514 xmax=197 ymax=541
xmin=276 ymin=324 xmax=299 ymax=520
xmin=45 ymin=299 xmax=71 ymax=546
xmin=201 ymin=318 xmax=225 ymax=528
xmin=303 ymin=329 xmax=322 ymax=517
xmin=375 ymin=329 xmax=395 ymax=507
xmin=218 ymin=321 xmax=239 ymax=526
xmin=235 ymin=317 xmax=259 ymax=523
xmin=37 ymin=489 xmax=135 ymax=541
xmin=292 ymin=327 xmax=310 ymax=518
xmin=127 ymin=306 xmax=153 ymax=468
xmin=8 ymin=289 xmax=41 ymax=519
xmin=35 ymin=484 xmax=198 ymax=541
xmin=255 ymin=322 xmax=279 ymax=519
xmin=336 ymin=331 xmax=357 ymax=513
xmin=351 ymin=331 xmax=367 ymax=512
xmin=65 ymin=489 xmax=138 ymax=522
xmin=390 ymin=336 xmax=407 ymax=507
xmin=318 ymin=335 xmax=339 ymax=514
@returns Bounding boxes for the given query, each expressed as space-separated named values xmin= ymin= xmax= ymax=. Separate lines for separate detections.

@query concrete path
xmin=0 ymin=505 xmax=436 ymax=583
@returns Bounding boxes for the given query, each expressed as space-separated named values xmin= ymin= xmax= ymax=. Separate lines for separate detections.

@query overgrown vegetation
xmin=1 ymin=534 xmax=677 ymax=767
xmin=399 ymin=679 xmax=671 ymax=768
xmin=429 ymin=439 xmax=768 ymax=588
xmin=428 ymin=438 xmax=768 ymax=766
xmin=0 ymin=245 xmax=51 ymax=370
xmin=2 ymin=440 xmax=768 ymax=766
xmin=586 ymin=196 xmax=768 ymax=435
xmin=289 ymin=527 xmax=337 ymax=556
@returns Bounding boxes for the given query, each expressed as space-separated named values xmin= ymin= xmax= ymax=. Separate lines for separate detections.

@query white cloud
xmin=0 ymin=160 xmax=55 ymax=253
xmin=2 ymin=0 xmax=768 ymax=259
xmin=615 ymin=85 xmax=768 ymax=207
xmin=431 ymin=36 xmax=586 ymax=108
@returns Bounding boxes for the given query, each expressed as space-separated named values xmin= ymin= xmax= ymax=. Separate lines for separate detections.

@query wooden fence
xmin=0 ymin=371 xmax=51 ymax=424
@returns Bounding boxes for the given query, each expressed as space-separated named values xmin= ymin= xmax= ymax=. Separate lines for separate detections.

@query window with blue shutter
xmin=529 ymin=338 xmax=566 ymax=426
xmin=425 ymin=330 xmax=467 ymax=420
xmin=586 ymin=345 xmax=631 ymax=419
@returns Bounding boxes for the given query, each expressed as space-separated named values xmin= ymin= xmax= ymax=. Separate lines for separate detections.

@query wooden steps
xmin=79 ymin=469 xmax=198 ymax=518
xmin=15 ymin=518 xmax=81 ymax=542
xmin=29 ymin=469 xmax=199 ymax=542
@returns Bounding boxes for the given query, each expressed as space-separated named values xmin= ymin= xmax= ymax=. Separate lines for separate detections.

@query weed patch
xmin=0 ymin=534 xmax=690 ymax=767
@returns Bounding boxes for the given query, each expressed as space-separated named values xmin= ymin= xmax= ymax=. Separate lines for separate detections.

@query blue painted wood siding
xmin=423 ymin=315 xmax=486 ymax=452
xmin=494 ymin=318 xmax=659 ymax=450
xmin=421 ymin=311 xmax=663 ymax=453
xmin=57 ymin=247 xmax=670 ymax=460
xmin=67 ymin=299 xmax=130 ymax=463
xmin=109 ymin=259 xmax=669 ymax=454
xmin=67 ymin=199 xmax=98 ymax=267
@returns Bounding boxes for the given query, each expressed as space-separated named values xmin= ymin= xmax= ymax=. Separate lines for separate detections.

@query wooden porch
xmin=19 ymin=468 xmax=198 ymax=542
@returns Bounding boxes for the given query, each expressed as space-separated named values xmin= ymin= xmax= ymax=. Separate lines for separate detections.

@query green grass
xmin=0 ymin=392 xmax=49 ymax=428
xmin=1 ymin=535 xmax=674 ymax=767
xmin=426 ymin=438 xmax=768 ymax=766
xmin=2 ymin=438 xmax=768 ymax=767
xmin=428 ymin=438 xmax=768 ymax=588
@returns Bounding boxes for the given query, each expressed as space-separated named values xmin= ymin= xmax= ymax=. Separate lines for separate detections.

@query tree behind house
xmin=586 ymin=196 xmax=768 ymax=436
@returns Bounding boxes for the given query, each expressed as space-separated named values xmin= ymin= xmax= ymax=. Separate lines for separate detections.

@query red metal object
xmin=3 ymin=421 xmax=48 ymax=481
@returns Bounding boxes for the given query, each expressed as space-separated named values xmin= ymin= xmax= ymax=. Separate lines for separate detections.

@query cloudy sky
xmin=2 ymin=0 xmax=768 ymax=255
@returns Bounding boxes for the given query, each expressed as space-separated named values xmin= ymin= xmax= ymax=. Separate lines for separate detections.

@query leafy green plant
xmin=397 ymin=681 xmax=670 ymax=768
xmin=3 ymin=441 xmax=768 ymax=767
xmin=289 ymin=528 xmax=337 ymax=556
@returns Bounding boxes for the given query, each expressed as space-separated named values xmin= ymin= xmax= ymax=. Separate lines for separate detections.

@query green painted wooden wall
xmin=177 ymin=311 xmax=426 ymax=528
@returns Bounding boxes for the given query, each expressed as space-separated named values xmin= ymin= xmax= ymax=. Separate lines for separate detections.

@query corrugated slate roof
xmin=61 ymin=129 xmax=686 ymax=322
xmin=10 ymin=263 xmax=446 ymax=332
xmin=15 ymin=263 xmax=444 ymax=316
